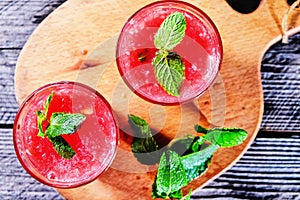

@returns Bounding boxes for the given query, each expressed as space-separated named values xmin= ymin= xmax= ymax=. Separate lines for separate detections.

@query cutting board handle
xmin=282 ymin=0 xmax=300 ymax=43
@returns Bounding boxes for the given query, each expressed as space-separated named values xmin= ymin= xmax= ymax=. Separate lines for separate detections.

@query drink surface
xmin=14 ymin=82 xmax=118 ymax=188
xmin=117 ymin=1 xmax=222 ymax=105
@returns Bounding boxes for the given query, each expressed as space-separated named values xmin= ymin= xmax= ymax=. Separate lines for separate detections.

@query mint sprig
xmin=195 ymin=125 xmax=248 ymax=147
xmin=129 ymin=115 xmax=248 ymax=199
xmin=152 ymin=150 xmax=188 ymax=199
xmin=153 ymin=12 xmax=186 ymax=96
xmin=153 ymin=52 xmax=185 ymax=96
xmin=154 ymin=12 xmax=186 ymax=50
xmin=36 ymin=92 xmax=86 ymax=159
xmin=47 ymin=135 xmax=76 ymax=159
xmin=46 ymin=113 xmax=86 ymax=138
xmin=128 ymin=114 xmax=160 ymax=165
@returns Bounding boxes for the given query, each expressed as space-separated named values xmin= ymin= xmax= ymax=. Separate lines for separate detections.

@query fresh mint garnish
xmin=195 ymin=125 xmax=248 ymax=147
xmin=152 ymin=150 xmax=188 ymax=199
xmin=194 ymin=124 xmax=209 ymax=134
xmin=36 ymin=92 xmax=86 ymax=159
xmin=168 ymin=135 xmax=205 ymax=156
xmin=47 ymin=135 xmax=76 ymax=159
xmin=128 ymin=114 xmax=160 ymax=165
xmin=184 ymin=188 xmax=193 ymax=200
xmin=204 ymin=127 xmax=248 ymax=147
xmin=129 ymin=115 xmax=248 ymax=199
xmin=36 ymin=110 xmax=47 ymax=137
xmin=153 ymin=52 xmax=185 ymax=96
xmin=154 ymin=12 xmax=186 ymax=50
xmin=180 ymin=144 xmax=219 ymax=182
xmin=36 ymin=92 xmax=54 ymax=137
xmin=46 ymin=113 xmax=86 ymax=138
xmin=153 ymin=12 xmax=186 ymax=96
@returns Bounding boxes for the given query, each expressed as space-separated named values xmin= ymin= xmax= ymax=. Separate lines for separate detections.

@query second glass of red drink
xmin=116 ymin=0 xmax=223 ymax=105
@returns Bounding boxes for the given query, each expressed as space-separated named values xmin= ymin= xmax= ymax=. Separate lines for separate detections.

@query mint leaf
xmin=194 ymin=124 xmax=208 ymax=134
xmin=170 ymin=189 xmax=183 ymax=199
xmin=153 ymin=52 xmax=185 ymax=96
xmin=128 ymin=114 xmax=151 ymax=137
xmin=44 ymin=92 xmax=54 ymax=117
xmin=46 ymin=113 xmax=86 ymax=138
xmin=169 ymin=135 xmax=205 ymax=156
xmin=169 ymin=135 xmax=196 ymax=156
xmin=36 ymin=92 xmax=54 ymax=137
xmin=152 ymin=150 xmax=188 ymax=199
xmin=154 ymin=12 xmax=186 ymax=50
xmin=48 ymin=135 xmax=76 ymax=159
xmin=129 ymin=114 xmax=160 ymax=165
xmin=191 ymin=136 xmax=206 ymax=152
xmin=36 ymin=110 xmax=47 ymax=137
xmin=180 ymin=144 xmax=219 ymax=182
xmin=205 ymin=128 xmax=248 ymax=147
xmin=128 ymin=116 xmax=248 ymax=199
xmin=152 ymin=12 xmax=186 ymax=97
xmin=183 ymin=188 xmax=193 ymax=200
xmin=36 ymin=92 xmax=86 ymax=159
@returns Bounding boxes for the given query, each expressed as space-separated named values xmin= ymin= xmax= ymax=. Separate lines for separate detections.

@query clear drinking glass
xmin=116 ymin=0 xmax=223 ymax=105
xmin=13 ymin=81 xmax=119 ymax=188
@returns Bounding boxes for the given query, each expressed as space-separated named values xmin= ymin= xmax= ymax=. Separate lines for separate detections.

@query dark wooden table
xmin=1 ymin=0 xmax=300 ymax=199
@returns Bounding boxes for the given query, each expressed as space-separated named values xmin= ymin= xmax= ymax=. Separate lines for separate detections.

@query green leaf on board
xmin=129 ymin=114 xmax=160 ymax=165
xmin=194 ymin=124 xmax=209 ymax=134
xmin=128 ymin=115 xmax=248 ymax=199
xmin=180 ymin=144 xmax=219 ymax=182
xmin=152 ymin=150 xmax=188 ymax=199
xmin=205 ymin=127 xmax=248 ymax=147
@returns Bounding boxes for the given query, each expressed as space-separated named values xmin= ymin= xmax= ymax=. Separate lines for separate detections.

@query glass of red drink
xmin=116 ymin=0 xmax=222 ymax=105
xmin=13 ymin=81 xmax=119 ymax=188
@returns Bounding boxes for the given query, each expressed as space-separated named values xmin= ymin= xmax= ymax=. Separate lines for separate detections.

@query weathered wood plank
xmin=260 ymin=33 xmax=300 ymax=131
xmin=0 ymin=49 xmax=19 ymax=124
xmin=0 ymin=0 xmax=66 ymax=48
xmin=2 ymin=127 xmax=300 ymax=199
xmin=192 ymin=134 xmax=300 ymax=199
xmin=0 ymin=129 xmax=63 ymax=200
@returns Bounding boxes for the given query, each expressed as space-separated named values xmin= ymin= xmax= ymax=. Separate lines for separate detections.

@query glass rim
xmin=13 ymin=81 xmax=120 ymax=189
xmin=116 ymin=0 xmax=223 ymax=105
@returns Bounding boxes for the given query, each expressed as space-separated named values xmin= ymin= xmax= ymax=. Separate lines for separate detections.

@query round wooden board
xmin=14 ymin=0 xmax=299 ymax=199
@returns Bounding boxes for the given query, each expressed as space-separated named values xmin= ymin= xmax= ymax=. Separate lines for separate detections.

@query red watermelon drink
xmin=13 ymin=82 xmax=119 ymax=188
xmin=116 ymin=1 xmax=222 ymax=105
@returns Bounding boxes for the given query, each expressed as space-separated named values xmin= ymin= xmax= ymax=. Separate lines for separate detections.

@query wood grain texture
xmin=12 ymin=0 xmax=300 ymax=199
xmin=0 ymin=0 xmax=298 ymax=199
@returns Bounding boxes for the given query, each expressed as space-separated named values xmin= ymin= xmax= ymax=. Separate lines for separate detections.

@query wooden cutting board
xmin=14 ymin=0 xmax=300 ymax=199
